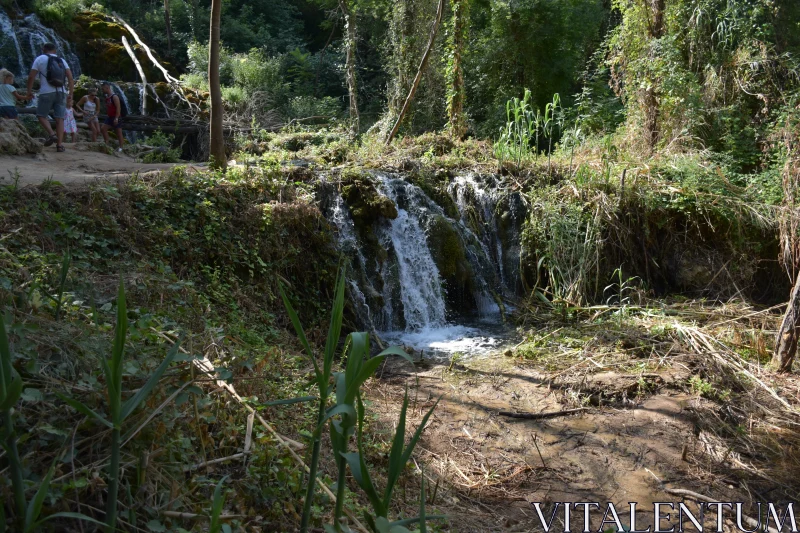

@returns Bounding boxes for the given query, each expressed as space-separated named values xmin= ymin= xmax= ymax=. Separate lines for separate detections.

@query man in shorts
xmin=26 ymin=42 xmax=74 ymax=152
xmin=100 ymin=82 xmax=125 ymax=152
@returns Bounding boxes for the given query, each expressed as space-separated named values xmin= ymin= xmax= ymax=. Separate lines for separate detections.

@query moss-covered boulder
xmin=70 ymin=12 xmax=168 ymax=82
xmin=340 ymin=174 xmax=398 ymax=225
xmin=426 ymin=215 xmax=476 ymax=310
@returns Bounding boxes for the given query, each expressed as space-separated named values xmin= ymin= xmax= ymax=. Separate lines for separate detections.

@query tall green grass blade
xmin=120 ymin=338 xmax=181 ymax=420
xmin=316 ymin=404 xmax=356 ymax=437
xmin=278 ymin=282 xmax=316 ymax=361
xmin=418 ymin=467 xmax=427 ymax=533
xmin=0 ymin=315 xmax=26 ymax=522
xmin=25 ymin=460 xmax=55 ymax=532
xmin=384 ymin=391 xmax=409 ymax=502
xmin=0 ymin=366 xmax=22 ymax=411
xmin=209 ymin=476 xmax=228 ymax=533
xmin=262 ymin=396 xmax=317 ymax=406
xmin=39 ymin=512 xmax=108 ymax=529
xmin=398 ymin=397 xmax=440 ymax=471
xmin=57 ymin=394 xmax=113 ymax=428
xmin=323 ymin=267 xmax=347 ymax=380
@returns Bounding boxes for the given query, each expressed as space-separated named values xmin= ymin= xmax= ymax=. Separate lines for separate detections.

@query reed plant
xmin=60 ymin=278 xmax=180 ymax=531
xmin=2 ymin=316 xmax=104 ymax=531
xmin=280 ymin=267 xmax=443 ymax=533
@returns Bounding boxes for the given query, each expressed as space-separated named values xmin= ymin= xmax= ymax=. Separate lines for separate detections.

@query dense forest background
xmin=8 ymin=0 xmax=797 ymax=175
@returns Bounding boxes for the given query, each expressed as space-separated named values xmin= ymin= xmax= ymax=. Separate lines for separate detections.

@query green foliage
xmin=140 ymin=130 xmax=181 ymax=164
xmin=60 ymin=278 xmax=180 ymax=531
xmin=33 ymin=0 xmax=88 ymax=29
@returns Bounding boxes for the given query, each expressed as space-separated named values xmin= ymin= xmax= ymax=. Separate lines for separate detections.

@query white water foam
xmin=380 ymin=324 xmax=503 ymax=358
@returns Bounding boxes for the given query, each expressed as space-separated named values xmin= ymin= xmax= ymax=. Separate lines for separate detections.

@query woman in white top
xmin=76 ymin=87 xmax=101 ymax=141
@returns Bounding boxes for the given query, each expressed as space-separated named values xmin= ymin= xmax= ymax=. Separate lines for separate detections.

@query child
xmin=0 ymin=69 xmax=31 ymax=120
xmin=76 ymin=88 xmax=100 ymax=142
xmin=64 ymin=94 xmax=79 ymax=142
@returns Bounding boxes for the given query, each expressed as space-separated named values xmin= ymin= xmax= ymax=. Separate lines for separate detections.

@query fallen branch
xmin=663 ymin=488 xmax=778 ymax=533
xmin=161 ymin=511 xmax=245 ymax=521
xmin=152 ymin=329 xmax=369 ymax=533
xmin=499 ymin=407 xmax=589 ymax=419
xmin=184 ymin=452 xmax=250 ymax=471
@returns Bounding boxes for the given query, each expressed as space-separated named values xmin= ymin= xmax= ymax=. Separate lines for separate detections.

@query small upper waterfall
xmin=0 ymin=9 xmax=81 ymax=78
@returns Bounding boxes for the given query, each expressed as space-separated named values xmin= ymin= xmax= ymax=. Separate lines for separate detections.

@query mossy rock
xmin=340 ymin=176 xmax=398 ymax=225
xmin=406 ymin=168 xmax=459 ymax=219
xmin=72 ymin=12 xmax=127 ymax=40
xmin=427 ymin=216 xmax=477 ymax=311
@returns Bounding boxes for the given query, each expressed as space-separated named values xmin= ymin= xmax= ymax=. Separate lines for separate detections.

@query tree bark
xmin=164 ymin=0 xmax=173 ymax=54
xmin=385 ymin=0 xmax=445 ymax=145
xmin=208 ymin=0 xmax=226 ymax=169
xmin=339 ymin=0 xmax=359 ymax=136
xmin=643 ymin=0 xmax=665 ymax=152
xmin=774 ymin=271 xmax=800 ymax=372
xmin=121 ymin=36 xmax=148 ymax=116
xmin=774 ymin=109 xmax=800 ymax=372
xmin=446 ymin=0 xmax=468 ymax=139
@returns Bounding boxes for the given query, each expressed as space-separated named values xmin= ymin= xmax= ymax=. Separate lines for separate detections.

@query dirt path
xmin=368 ymin=354 xmax=778 ymax=533
xmin=0 ymin=142 xmax=204 ymax=185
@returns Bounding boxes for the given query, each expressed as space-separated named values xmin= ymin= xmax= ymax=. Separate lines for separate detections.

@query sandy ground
xmin=0 ymin=142 xmax=204 ymax=185
xmin=368 ymin=355 xmax=790 ymax=533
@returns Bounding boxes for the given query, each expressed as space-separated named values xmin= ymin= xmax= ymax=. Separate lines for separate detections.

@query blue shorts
xmin=0 ymin=106 xmax=17 ymax=119
xmin=104 ymin=116 xmax=123 ymax=130
xmin=36 ymin=91 xmax=66 ymax=119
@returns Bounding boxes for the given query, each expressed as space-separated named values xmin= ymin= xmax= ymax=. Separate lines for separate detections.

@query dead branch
xmin=498 ymin=408 xmax=589 ymax=419
xmin=384 ymin=0 xmax=446 ymax=145
xmin=663 ymin=488 xmax=779 ymax=533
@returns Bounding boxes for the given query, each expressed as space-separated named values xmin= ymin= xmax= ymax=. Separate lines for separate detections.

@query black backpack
xmin=107 ymin=90 xmax=129 ymax=118
xmin=114 ymin=90 xmax=129 ymax=117
xmin=45 ymin=55 xmax=66 ymax=89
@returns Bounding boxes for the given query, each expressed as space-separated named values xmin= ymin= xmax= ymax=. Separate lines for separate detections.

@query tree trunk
xmin=774 ymin=108 xmax=800 ymax=372
xmin=446 ymin=0 xmax=468 ymax=139
xmin=121 ymin=36 xmax=148 ymax=116
xmin=643 ymin=0 xmax=665 ymax=152
xmin=774 ymin=271 xmax=800 ymax=372
xmin=339 ymin=0 xmax=359 ymax=136
xmin=164 ymin=0 xmax=173 ymax=54
xmin=208 ymin=0 xmax=226 ymax=170
xmin=385 ymin=0 xmax=446 ymax=145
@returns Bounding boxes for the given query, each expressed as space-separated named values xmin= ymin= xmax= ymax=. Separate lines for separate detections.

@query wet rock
xmin=340 ymin=174 xmax=398 ymax=224
xmin=427 ymin=215 xmax=476 ymax=309
xmin=0 ymin=119 xmax=42 ymax=155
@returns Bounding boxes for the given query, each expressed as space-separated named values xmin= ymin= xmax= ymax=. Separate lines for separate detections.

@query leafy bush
xmin=140 ymin=130 xmax=181 ymax=163
xmin=286 ymin=96 xmax=342 ymax=122
xmin=33 ymin=0 xmax=88 ymax=28
xmin=231 ymin=48 xmax=287 ymax=101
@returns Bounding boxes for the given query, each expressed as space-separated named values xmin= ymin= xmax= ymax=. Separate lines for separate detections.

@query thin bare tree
xmin=208 ymin=0 xmax=226 ymax=169
xmin=385 ymin=0 xmax=445 ymax=145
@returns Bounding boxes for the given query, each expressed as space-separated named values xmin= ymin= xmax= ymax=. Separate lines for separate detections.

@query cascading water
xmin=448 ymin=174 xmax=526 ymax=297
xmin=325 ymin=171 xmax=522 ymax=358
xmin=0 ymin=8 xmax=81 ymax=78
xmin=375 ymin=175 xmax=448 ymax=331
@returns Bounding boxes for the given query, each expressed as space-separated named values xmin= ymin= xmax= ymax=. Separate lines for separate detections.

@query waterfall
xmin=0 ymin=11 xmax=25 ymax=77
xmin=323 ymin=171 xmax=523 ymax=356
xmin=376 ymin=180 xmax=448 ymax=331
xmin=447 ymin=174 xmax=526 ymax=297
xmin=0 ymin=8 xmax=81 ymax=78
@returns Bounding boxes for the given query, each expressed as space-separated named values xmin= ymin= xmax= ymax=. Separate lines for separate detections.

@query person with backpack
xmin=100 ymin=81 xmax=126 ymax=152
xmin=26 ymin=42 xmax=73 ymax=153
